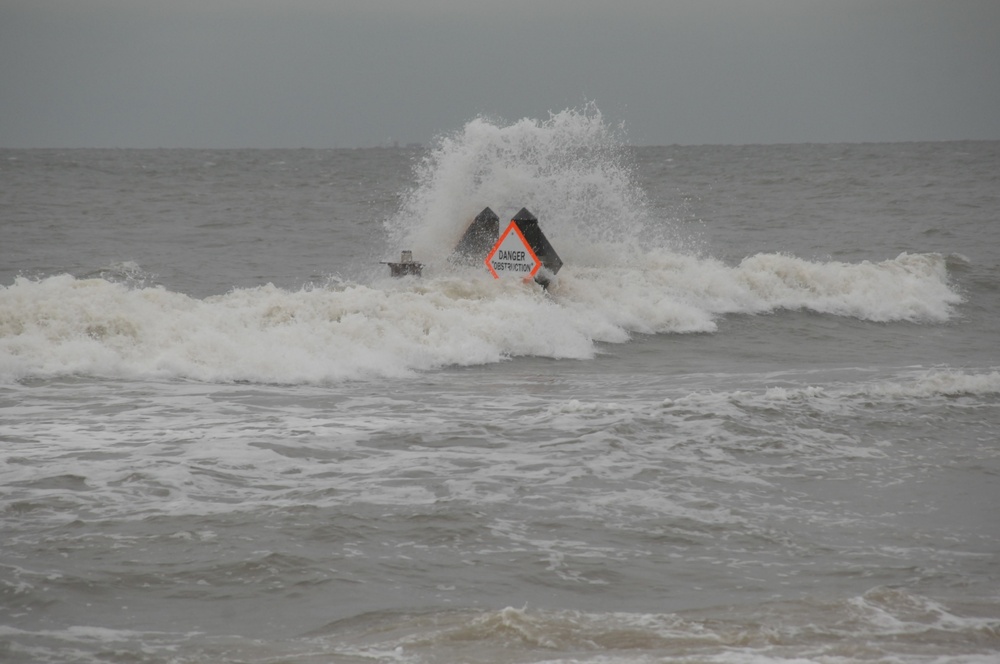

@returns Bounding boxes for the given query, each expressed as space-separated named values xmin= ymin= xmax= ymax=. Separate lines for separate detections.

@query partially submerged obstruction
xmin=387 ymin=207 xmax=561 ymax=287
xmin=383 ymin=250 xmax=423 ymax=277
xmin=462 ymin=207 xmax=562 ymax=287
xmin=453 ymin=207 xmax=500 ymax=264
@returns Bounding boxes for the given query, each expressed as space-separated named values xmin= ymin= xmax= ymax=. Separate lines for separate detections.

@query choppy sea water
xmin=2 ymin=112 xmax=999 ymax=663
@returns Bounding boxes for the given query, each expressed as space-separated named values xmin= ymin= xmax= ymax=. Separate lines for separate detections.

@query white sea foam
xmin=757 ymin=368 xmax=1000 ymax=402
xmin=313 ymin=594 xmax=1000 ymax=664
xmin=0 ymin=112 xmax=966 ymax=385
xmin=0 ymin=247 xmax=963 ymax=384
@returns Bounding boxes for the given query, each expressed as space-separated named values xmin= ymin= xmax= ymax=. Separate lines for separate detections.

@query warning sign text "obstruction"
xmin=484 ymin=221 xmax=541 ymax=280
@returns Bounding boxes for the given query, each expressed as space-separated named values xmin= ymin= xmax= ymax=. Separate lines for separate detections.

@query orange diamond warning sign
xmin=484 ymin=221 xmax=542 ymax=280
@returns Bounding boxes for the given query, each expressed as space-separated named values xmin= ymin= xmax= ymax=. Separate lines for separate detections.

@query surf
xmin=0 ymin=107 xmax=964 ymax=385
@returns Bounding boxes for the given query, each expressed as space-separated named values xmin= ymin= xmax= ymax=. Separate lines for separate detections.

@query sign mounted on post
xmin=484 ymin=221 xmax=541 ymax=280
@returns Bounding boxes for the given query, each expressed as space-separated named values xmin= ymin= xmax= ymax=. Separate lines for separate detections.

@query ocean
xmin=2 ymin=111 xmax=998 ymax=663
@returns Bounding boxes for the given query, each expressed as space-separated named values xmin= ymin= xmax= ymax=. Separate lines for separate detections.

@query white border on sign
xmin=484 ymin=221 xmax=541 ymax=280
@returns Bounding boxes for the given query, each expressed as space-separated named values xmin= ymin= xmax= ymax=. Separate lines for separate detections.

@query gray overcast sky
xmin=2 ymin=0 xmax=999 ymax=148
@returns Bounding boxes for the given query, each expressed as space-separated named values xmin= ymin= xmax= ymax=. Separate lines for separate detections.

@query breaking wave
xmin=0 ymin=108 xmax=964 ymax=384
xmin=0 ymin=251 xmax=962 ymax=385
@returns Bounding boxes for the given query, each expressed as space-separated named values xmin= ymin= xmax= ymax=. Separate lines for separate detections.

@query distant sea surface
xmin=2 ymin=115 xmax=998 ymax=663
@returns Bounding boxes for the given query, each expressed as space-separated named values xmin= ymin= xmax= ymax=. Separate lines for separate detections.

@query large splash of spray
xmin=384 ymin=104 xmax=661 ymax=269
